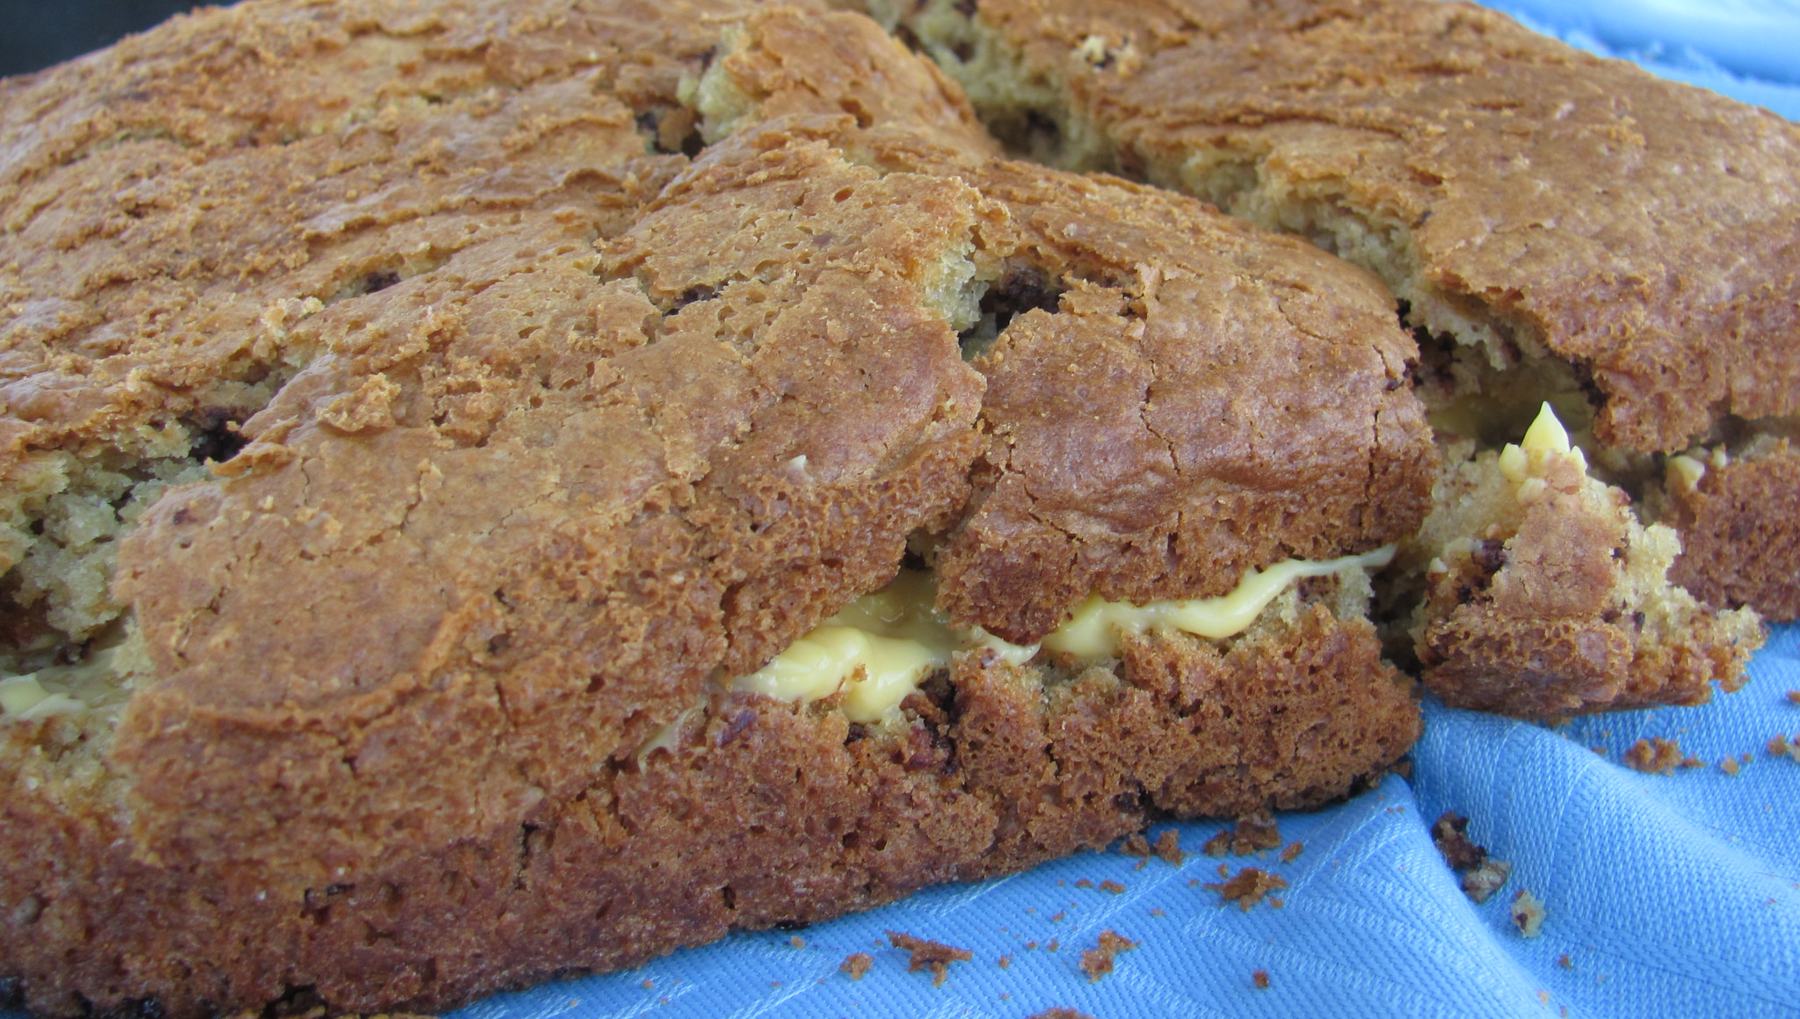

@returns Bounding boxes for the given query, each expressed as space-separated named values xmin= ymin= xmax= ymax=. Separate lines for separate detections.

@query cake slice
xmin=0 ymin=4 xmax=1429 ymax=1015
xmin=867 ymin=0 xmax=1800 ymax=619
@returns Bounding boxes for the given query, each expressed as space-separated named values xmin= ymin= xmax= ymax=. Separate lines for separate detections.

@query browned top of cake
xmin=882 ymin=139 xmax=1431 ymax=641
xmin=908 ymin=0 xmax=1800 ymax=453
xmin=0 ymin=0 xmax=1433 ymax=885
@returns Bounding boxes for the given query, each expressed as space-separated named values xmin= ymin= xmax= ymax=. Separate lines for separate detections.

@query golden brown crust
xmin=100 ymin=116 xmax=993 ymax=888
xmin=893 ymin=0 xmax=1800 ymax=454
xmin=931 ymin=161 xmax=1431 ymax=642
xmin=684 ymin=17 xmax=1432 ymax=640
xmin=698 ymin=12 xmax=1434 ymax=642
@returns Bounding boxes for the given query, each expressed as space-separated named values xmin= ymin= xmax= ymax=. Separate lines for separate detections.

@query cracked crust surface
xmin=1 ymin=2 xmax=1428 ymax=1015
xmin=872 ymin=0 xmax=1800 ymax=620
xmin=874 ymin=0 xmax=1800 ymax=453
xmin=775 ymin=122 xmax=1434 ymax=643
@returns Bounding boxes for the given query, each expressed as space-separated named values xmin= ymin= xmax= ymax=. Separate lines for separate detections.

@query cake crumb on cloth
xmin=1079 ymin=931 xmax=1138 ymax=982
xmin=1206 ymin=868 xmax=1288 ymax=910
xmin=1432 ymin=811 xmax=1514 ymax=903
xmin=1511 ymin=890 xmax=1547 ymax=937
xmin=886 ymin=932 xmax=970 ymax=986
xmin=1623 ymin=737 xmax=1687 ymax=774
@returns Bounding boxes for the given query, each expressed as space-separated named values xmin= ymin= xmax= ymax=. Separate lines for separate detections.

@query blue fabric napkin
xmin=7 ymin=4 xmax=1797 ymax=1018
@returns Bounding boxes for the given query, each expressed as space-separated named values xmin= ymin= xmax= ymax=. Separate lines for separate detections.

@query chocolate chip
xmin=1471 ymin=538 xmax=1507 ymax=574
xmin=674 ymin=283 xmax=718 ymax=309
xmin=359 ymin=269 xmax=401 ymax=294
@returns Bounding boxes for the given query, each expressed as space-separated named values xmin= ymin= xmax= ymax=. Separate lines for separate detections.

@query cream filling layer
xmin=1041 ymin=546 xmax=1395 ymax=660
xmin=0 ymin=633 xmax=148 ymax=723
xmin=734 ymin=547 xmax=1393 ymax=722
xmin=731 ymin=570 xmax=1033 ymax=723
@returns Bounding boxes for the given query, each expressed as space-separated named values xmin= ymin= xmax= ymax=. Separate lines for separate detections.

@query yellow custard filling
xmin=734 ymin=546 xmax=1392 ymax=722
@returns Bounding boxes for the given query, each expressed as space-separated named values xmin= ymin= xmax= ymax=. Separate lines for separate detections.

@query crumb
xmin=1187 ymin=878 xmax=1200 ymax=887
xmin=1623 ymin=737 xmax=1685 ymax=774
xmin=1269 ymin=896 xmax=1285 ymax=909
xmin=1537 ymin=990 xmax=1551 ymax=1005
xmin=1741 ymin=752 xmax=1754 ymax=763
xmin=1510 ymin=890 xmax=1546 ymax=938
xmin=1591 ymin=745 xmax=1607 ymax=756
xmin=1075 ymin=878 xmax=1094 ymax=889
xmin=1280 ymin=841 xmax=1304 ymax=864
xmin=1462 ymin=859 xmax=1513 ymax=904
xmin=886 ymin=931 xmax=971 ymax=986
xmin=1049 ymin=911 xmax=1066 ymax=923
xmin=1026 ymin=1010 xmax=1096 ymax=1019
xmin=997 ymin=954 xmax=1011 ymax=970
xmin=640 ymin=978 xmax=654 ymax=990
xmin=1099 ymin=880 xmax=1125 ymax=894
xmin=1025 ymin=940 xmax=1038 ymax=950
xmin=788 ymin=935 xmax=806 ymax=950
xmin=1431 ymin=811 xmax=1513 ymax=903
xmin=1431 ymin=812 xmax=1486 ymax=870
xmin=1769 ymin=734 xmax=1800 ymax=762
xmin=1153 ymin=829 xmax=1184 ymax=865
xmin=839 ymin=952 xmax=872 ymax=981
xmin=1078 ymin=930 xmax=1138 ymax=982
xmin=1216 ymin=863 xmax=1230 ymax=878
xmin=1680 ymin=755 xmax=1704 ymax=769
xmin=1202 ymin=813 xmax=1282 ymax=857
xmin=1046 ymin=939 xmax=1060 ymax=952
xmin=1252 ymin=969 xmax=1271 ymax=990
xmin=1149 ymin=907 xmax=1165 ymax=917
xmin=1205 ymin=867 xmax=1289 ymax=911
xmin=1120 ymin=833 xmax=1152 ymax=858
xmin=1722 ymin=756 xmax=1741 ymax=775
xmin=1557 ymin=953 xmax=1573 ymax=970
xmin=1787 ymin=690 xmax=1800 ymax=704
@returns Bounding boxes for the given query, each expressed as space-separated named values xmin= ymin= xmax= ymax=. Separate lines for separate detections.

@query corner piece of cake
xmin=869 ymin=0 xmax=1800 ymax=621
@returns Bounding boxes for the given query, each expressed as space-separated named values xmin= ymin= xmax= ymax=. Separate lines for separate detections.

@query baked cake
xmin=867 ymin=0 xmax=1800 ymax=620
xmin=0 ymin=0 xmax=1780 ymax=1014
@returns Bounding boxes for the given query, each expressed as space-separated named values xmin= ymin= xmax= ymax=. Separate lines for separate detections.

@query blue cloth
xmin=9 ymin=5 xmax=1799 ymax=1019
